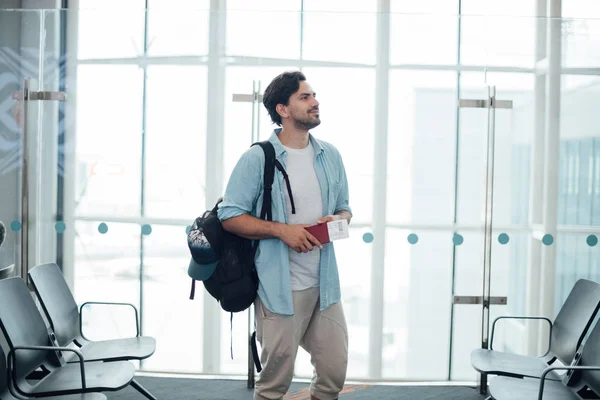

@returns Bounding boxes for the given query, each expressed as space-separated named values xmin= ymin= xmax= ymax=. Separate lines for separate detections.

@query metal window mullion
xmin=203 ymin=0 xmax=227 ymax=375
xmin=538 ymin=0 xmax=562 ymax=356
xmin=526 ymin=0 xmax=548 ymax=357
xmin=368 ymin=0 xmax=390 ymax=379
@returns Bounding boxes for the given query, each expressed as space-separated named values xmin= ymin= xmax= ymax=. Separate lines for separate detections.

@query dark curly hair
xmin=262 ymin=71 xmax=306 ymax=126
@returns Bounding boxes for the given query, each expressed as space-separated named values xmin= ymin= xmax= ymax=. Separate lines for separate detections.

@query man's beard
xmin=293 ymin=114 xmax=321 ymax=130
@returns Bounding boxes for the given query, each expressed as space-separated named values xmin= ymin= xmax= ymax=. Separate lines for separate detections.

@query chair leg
xmin=130 ymin=378 xmax=158 ymax=400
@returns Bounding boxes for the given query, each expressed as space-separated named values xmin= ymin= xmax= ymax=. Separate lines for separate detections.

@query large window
xmin=59 ymin=0 xmax=600 ymax=382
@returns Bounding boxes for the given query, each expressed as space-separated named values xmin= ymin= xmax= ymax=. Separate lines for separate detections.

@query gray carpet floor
xmin=107 ymin=377 xmax=487 ymax=399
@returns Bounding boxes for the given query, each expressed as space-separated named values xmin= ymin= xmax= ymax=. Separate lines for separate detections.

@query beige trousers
xmin=254 ymin=287 xmax=348 ymax=400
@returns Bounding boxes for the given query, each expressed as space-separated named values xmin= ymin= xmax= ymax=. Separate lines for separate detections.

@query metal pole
xmin=247 ymin=80 xmax=258 ymax=389
xmin=479 ymin=86 xmax=497 ymax=393
xmin=20 ymin=78 xmax=31 ymax=284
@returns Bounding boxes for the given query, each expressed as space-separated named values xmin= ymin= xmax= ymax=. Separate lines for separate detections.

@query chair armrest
xmin=491 ymin=316 xmax=553 ymax=356
xmin=79 ymin=301 xmax=140 ymax=339
xmin=7 ymin=345 xmax=86 ymax=398
xmin=538 ymin=365 xmax=600 ymax=400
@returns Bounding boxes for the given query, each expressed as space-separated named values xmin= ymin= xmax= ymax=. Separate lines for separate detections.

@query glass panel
xmin=457 ymin=72 xmax=533 ymax=226
xmin=556 ymin=74 xmax=600 ymax=315
xmin=0 ymin=9 xmax=45 ymax=279
xmin=302 ymin=1 xmax=377 ymax=64
xmin=391 ymin=0 xmax=458 ymax=14
xmin=146 ymin=0 xmax=210 ymax=56
xmin=77 ymin=0 xmax=145 ymax=59
xmin=501 ymin=232 xmax=529 ymax=317
xmin=460 ymin=0 xmax=537 ymax=16
xmin=387 ymin=70 xmax=457 ymax=225
xmin=141 ymin=225 xmax=204 ymax=373
xmin=449 ymin=306 xmax=480 ymax=381
xmin=450 ymin=305 xmax=508 ymax=380
xmin=460 ymin=7 xmax=536 ymax=68
xmin=453 ymin=72 xmax=533 ymax=375
xmin=226 ymin=1 xmax=301 ymax=59
xmin=562 ymin=18 xmax=600 ymax=68
xmin=75 ymin=65 xmax=143 ymax=217
xmin=563 ymin=0 xmax=600 ymax=19
xmin=382 ymin=230 xmax=453 ymax=379
xmin=489 ymin=231 xmax=529 ymax=355
xmin=34 ymin=9 xmax=67 ymax=270
xmin=145 ymin=66 xmax=208 ymax=219
xmin=74 ymin=221 xmax=140 ymax=341
xmin=560 ymin=75 xmax=600 ymax=224
xmin=391 ymin=0 xmax=458 ymax=66
xmin=556 ymin=232 xmax=600 ymax=313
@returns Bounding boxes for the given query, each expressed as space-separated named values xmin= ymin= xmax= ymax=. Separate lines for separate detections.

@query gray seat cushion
xmin=471 ymin=349 xmax=562 ymax=381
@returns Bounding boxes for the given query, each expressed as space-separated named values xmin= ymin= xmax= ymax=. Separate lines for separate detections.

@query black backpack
xmin=186 ymin=140 xmax=294 ymax=371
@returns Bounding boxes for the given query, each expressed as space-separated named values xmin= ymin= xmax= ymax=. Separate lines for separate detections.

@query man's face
xmin=285 ymin=81 xmax=320 ymax=130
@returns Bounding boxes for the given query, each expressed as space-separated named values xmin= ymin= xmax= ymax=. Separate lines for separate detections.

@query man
xmin=217 ymin=71 xmax=352 ymax=400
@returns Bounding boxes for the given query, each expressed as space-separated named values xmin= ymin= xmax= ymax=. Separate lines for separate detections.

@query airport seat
xmin=472 ymin=279 xmax=600 ymax=382
xmin=28 ymin=263 xmax=157 ymax=400
xmin=1 ymin=343 xmax=107 ymax=400
xmin=489 ymin=311 xmax=600 ymax=399
xmin=0 ymin=277 xmax=134 ymax=399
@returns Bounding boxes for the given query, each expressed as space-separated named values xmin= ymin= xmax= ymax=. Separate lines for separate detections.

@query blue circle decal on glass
xmin=141 ymin=224 xmax=152 ymax=236
xmin=363 ymin=232 xmax=374 ymax=243
xmin=98 ymin=223 xmax=108 ymax=234
xmin=587 ymin=235 xmax=598 ymax=247
xmin=498 ymin=233 xmax=510 ymax=245
xmin=453 ymin=234 xmax=464 ymax=246
xmin=10 ymin=220 xmax=21 ymax=232
xmin=55 ymin=221 xmax=66 ymax=234
xmin=186 ymin=225 xmax=192 ymax=235
xmin=542 ymin=234 xmax=554 ymax=246
xmin=407 ymin=233 xmax=419 ymax=245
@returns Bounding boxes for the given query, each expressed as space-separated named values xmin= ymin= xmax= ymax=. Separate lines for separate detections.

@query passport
xmin=305 ymin=219 xmax=350 ymax=244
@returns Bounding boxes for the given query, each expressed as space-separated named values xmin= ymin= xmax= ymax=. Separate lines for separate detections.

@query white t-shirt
xmin=282 ymin=142 xmax=323 ymax=291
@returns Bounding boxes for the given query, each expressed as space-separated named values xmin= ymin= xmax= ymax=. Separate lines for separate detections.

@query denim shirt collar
xmin=269 ymin=128 xmax=325 ymax=158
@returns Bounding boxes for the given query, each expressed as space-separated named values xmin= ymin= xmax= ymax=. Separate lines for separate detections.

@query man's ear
xmin=276 ymin=103 xmax=288 ymax=120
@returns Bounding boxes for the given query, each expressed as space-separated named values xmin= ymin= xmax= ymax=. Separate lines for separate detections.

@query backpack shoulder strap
xmin=251 ymin=141 xmax=296 ymax=216
xmin=252 ymin=141 xmax=276 ymax=221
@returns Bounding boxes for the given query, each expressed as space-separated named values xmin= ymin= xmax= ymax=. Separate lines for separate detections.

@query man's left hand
xmin=317 ymin=210 xmax=352 ymax=225
xmin=317 ymin=215 xmax=342 ymax=224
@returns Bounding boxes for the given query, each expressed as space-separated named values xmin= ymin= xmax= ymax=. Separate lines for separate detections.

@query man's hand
xmin=317 ymin=215 xmax=342 ymax=224
xmin=317 ymin=211 xmax=351 ymax=225
xmin=278 ymin=224 xmax=323 ymax=253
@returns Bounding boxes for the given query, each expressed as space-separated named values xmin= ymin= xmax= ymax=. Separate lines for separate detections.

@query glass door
xmin=0 ymin=9 xmax=64 ymax=285
xmin=453 ymin=74 xmax=534 ymax=388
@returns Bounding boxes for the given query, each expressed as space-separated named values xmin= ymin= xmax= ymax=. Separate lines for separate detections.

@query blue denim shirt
xmin=217 ymin=129 xmax=352 ymax=315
